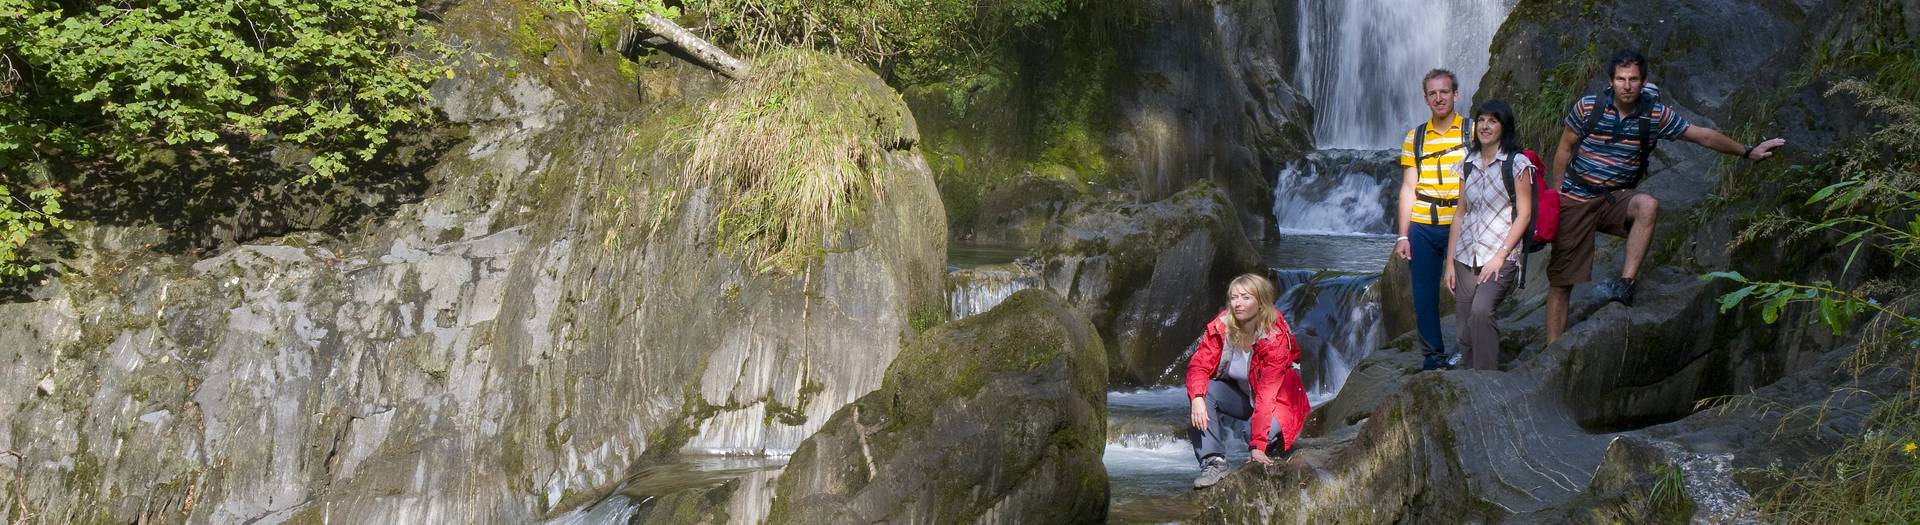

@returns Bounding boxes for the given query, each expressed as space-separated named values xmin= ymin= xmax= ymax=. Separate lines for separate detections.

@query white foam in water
xmin=1270 ymin=160 xmax=1392 ymax=236
xmin=543 ymin=495 xmax=641 ymax=525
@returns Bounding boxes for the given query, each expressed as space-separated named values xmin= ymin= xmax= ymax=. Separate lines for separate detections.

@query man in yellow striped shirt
xmin=1396 ymin=69 xmax=1467 ymax=370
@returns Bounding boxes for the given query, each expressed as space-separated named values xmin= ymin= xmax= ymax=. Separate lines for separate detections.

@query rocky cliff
xmin=0 ymin=1 xmax=946 ymax=522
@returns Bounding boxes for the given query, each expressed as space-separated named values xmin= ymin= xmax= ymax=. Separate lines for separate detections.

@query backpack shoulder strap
xmin=1628 ymin=103 xmax=1663 ymax=181
xmin=1414 ymin=122 xmax=1429 ymax=162
xmin=1501 ymin=150 xmax=1518 ymax=221
xmin=1579 ymin=92 xmax=1609 ymax=141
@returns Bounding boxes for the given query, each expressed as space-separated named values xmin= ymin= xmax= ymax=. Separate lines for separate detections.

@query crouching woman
xmin=1185 ymin=273 xmax=1312 ymax=489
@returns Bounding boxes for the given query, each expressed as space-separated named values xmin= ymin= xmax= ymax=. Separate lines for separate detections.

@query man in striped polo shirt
xmin=1396 ymin=69 xmax=1469 ymax=370
xmin=1544 ymin=50 xmax=1788 ymax=344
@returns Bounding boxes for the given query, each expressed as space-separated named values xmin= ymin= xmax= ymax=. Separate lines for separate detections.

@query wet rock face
xmin=1035 ymin=184 xmax=1265 ymax=385
xmin=1112 ymin=0 xmax=1313 ymax=232
xmin=0 ymin=5 xmax=944 ymax=524
xmin=918 ymin=0 xmax=1313 ymax=245
xmin=767 ymin=289 xmax=1109 ymax=524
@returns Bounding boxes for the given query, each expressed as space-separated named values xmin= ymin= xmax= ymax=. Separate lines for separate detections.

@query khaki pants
xmin=1453 ymin=259 xmax=1518 ymax=370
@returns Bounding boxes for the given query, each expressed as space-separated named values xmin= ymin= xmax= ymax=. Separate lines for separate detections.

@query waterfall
xmin=947 ymin=264 xmax=1042 ymax=320
xmin=1272 ymin=270 xmax=1384 ymax=406
xmin=1294 ymin=0 xmax=1520 ymax=148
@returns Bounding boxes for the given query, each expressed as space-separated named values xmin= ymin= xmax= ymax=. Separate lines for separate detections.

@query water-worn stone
xmin=767 ymin=289 xmax=1109 ymax=524
xmin=0 ymin=4 xmax=944 ymax=523
xmin=1035 ymin=183 xmax=1265 ymax=385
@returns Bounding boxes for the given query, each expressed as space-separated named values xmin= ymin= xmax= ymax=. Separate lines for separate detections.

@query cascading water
xmin=947 ymin=264 xmax=1042 ymax=320
xmin=1294 ymin=0 xmax=1521 ymax=148
xmin=1269 ymin=149 xmax=1402 ymax=235
xmin=1272 ymin=269 xmax=1384 ymax=406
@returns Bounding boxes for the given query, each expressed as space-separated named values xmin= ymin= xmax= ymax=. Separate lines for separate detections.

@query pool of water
xmin=1261 ymin=232 xmax=1396 ymax=274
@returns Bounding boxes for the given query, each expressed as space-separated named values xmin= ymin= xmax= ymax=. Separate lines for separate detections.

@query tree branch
xmin=638 ymin=13 xmax=750 ymax=80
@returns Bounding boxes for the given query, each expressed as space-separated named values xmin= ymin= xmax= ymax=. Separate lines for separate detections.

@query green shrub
xmin=683 ymin=0 xmax=1075 ymax=85
xmin=0 ymin=0 xmax=457 ymax=276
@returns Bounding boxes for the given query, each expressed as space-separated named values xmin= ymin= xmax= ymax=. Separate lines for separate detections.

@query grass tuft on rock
xmin=661 ymin=48 xmax=915 ymax=273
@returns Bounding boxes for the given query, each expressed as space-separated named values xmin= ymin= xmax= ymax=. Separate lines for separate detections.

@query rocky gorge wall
xmin=0 ymin=1 xmax=947 ymax=522
xmin=913 ymin=0 xmax=1320 ymax=385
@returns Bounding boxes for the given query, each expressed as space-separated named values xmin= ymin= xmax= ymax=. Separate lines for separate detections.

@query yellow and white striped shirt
xmin=1399 ymin=114 xmax=1468 ymax=225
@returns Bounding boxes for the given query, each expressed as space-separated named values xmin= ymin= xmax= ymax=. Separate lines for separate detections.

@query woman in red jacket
xmin=1185 ymin=273 xmax=1312 ymax=489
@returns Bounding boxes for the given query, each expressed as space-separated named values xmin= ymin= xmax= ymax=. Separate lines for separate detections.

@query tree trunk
xmin=638 ymin=13 xmax=750 ymax=80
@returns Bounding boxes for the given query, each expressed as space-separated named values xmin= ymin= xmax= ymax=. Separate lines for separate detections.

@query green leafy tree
xmin=0 ymin=0 xmax=454 ymax=277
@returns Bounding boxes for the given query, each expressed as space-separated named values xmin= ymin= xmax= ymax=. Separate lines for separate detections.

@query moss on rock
xmin=767 ymin=289 xmax=1108 ymax=524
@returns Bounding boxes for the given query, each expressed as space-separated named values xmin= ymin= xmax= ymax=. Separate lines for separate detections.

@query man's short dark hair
xmin=1609 ymin=49 xmax=1649 ymax=79
xmin=1423 ymin=69 xmax=1459 ymax=92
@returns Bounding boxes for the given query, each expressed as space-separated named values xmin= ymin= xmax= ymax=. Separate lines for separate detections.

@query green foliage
xmin=681 ymin=0 xmax=1076 ymax=84
xmin=538 ymin=0 xmax=678 ymax=51
xmin=1706 ymin=75 xmax=1920 ymax=524
xmin=2 ymin=0 xmax=454 ymax=180
xmin=0 ymin=185 xmax=66 ymax=277
xmin=0 ymin=0 xmax=455 ymax=277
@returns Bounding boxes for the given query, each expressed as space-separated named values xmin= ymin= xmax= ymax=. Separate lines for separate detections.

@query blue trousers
xmin=1409 ymin=222 xmax=1449 ymax=363
xmin=1189 ymin=379 xmax=1280 ymax=463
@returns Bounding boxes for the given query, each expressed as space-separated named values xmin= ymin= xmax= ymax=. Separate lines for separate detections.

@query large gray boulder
xmin=1035 ymin=183 xmax=1266 ymax=385
xmin=767 ymin=289 xmax=1109 ymax=524
xmin=0 ymin=4 xmax=944 ymax=523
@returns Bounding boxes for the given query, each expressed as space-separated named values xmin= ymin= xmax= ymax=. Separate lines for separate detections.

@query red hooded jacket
xmin=1184 ymin=310 xmax=1311 ymax=452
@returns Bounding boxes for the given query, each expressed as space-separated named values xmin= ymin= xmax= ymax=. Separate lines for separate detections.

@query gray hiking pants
xmin=1188 ymin=379 xmax=1280 ymax=464
xmin=1453 ymin=259 xmax=1518 ymax=371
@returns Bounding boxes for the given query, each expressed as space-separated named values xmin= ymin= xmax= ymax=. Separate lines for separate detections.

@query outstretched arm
xmin=1680 ymin=126 xmax=1787 ymax=160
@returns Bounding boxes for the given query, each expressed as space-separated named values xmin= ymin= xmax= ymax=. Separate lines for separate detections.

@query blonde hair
xmin=1225 ymin=273 xmax=1280 ymax=349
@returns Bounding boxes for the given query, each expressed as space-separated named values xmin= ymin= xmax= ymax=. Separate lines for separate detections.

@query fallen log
xmin=638 ymin=13 xmax=750 ymax=80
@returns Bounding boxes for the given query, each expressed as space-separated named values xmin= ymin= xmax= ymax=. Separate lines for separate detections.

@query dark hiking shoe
xmin=1193 ymin=455 xmax=1230 ymax=489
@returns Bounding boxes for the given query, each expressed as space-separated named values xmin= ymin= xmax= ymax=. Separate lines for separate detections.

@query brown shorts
xmin=1548 ymin=189 xmax=1642 ymax=287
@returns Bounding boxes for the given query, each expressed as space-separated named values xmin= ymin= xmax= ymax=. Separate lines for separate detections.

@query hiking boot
xmin=1193 ymin=455 xmax=1230 ymax=489
xmin=1444 ymin=351 xmax=1463 ymax=370
xmin=1616 ymin=278 xmax=1636 ymax=306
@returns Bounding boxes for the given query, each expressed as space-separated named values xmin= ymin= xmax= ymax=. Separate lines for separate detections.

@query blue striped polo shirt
xmin=1559 ymin=93 xmax=1690 ymax=199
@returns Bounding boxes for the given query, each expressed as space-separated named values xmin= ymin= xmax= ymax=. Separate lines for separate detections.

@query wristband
xmin=1396 ymin=236 xmax=1409 ymax=242
xmin=1742 ymin=143 xmax=1755 ymax=160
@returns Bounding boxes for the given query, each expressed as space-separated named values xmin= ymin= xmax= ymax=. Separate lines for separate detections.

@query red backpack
xmin=1459 ymin=149 xmax=1559 ymax=269
xmin=1514 ymin=149 xmax=1559 ymax=250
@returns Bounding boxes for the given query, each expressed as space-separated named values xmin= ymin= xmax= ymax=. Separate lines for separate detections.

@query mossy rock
xmin=766 ymin=289 xmax=1109 ymax=524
